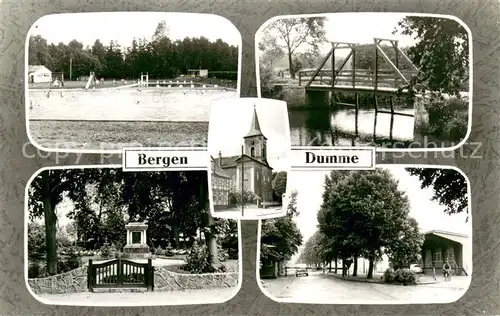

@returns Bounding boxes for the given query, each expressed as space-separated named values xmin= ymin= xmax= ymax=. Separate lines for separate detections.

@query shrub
xmin=165 ymin=245 xmax=174 ymax=257
xmin=383 ymin=268 xmax=397 ymax=283
xmin=395 ymin=268 xmax=418 ymax=285
xmin=65 ymin=248 xmax=83 ymax=270
xmin=99 ymin=243 xmax=118 ymax=259
xmin=184 ymin=242 xmax=215 ymax=274
xmin=218 ymin=246 xmax=229 ymax=262
xmin=229 ymin=189 xmax=258 ymax=206
xmin=28 ymin=262 xmax=44 ymax=278
xmin=426 ymin=97 xmax=468 ymax=141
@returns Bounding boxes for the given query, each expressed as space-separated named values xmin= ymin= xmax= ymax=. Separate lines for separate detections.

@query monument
xmin=123 ymin=222 xmax=150 ymax=258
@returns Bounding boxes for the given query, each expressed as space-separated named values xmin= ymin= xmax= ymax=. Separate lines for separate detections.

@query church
xmin=211 ymin=105 xmax=274 ymax=209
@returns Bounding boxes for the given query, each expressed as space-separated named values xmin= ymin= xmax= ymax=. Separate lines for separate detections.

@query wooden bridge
xmin=297 ymin=38 xmax=420 ymax=118
xmin=299 ymin=38 xmax=419 ymax=93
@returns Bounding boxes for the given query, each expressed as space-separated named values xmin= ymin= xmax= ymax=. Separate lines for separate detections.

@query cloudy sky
xmin=29 ymin=12 xmax=241 ymax=47
xmin=208 ymin=98 xmax=291 ymax=172
xmin=287 ymin=165 xmax=471 ymax=244
xmin=257 ymin=13 xmax=459 ymax=57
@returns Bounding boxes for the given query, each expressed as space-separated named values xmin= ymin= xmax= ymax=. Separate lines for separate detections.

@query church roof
xmin=210 ymin=156 xmax=232 ymax=178
xmin=244 ymin=104 xmax=267 ymax=139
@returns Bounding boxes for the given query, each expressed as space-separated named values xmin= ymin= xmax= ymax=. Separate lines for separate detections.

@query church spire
xmin=244 ymin=104 xmax=264 ymax=138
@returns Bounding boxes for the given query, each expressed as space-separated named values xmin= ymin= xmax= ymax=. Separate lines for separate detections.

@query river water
xmin=288 ymin=107 xmax=415 ymax=147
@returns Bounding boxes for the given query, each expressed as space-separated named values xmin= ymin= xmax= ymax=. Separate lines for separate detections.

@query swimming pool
xmin=27 ymin=87 xmax=237 ymax=150
xmin=28 ymin=87 xmax=237 ymax=121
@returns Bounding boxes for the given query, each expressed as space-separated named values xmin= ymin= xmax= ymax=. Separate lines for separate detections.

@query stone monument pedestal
xmin=123 ymin=222 xmax=150 ymax=258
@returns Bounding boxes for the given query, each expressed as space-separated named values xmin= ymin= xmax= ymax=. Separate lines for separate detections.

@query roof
xmin=210 ymin=156 xmax=232 ymax=178
xmin=244 ymin=104 xmax=267 ymax=139
xmin=423 ymin=230 xmax=468 ymax=239
xmin=28 ymin=65 xmax=51 ymax=73
xmin=213 ymin=153 xmax=272 ymax=170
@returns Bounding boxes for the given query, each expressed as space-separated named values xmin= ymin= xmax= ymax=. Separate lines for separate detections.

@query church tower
xmin=243 ymin=104 xmax=268 ymax=164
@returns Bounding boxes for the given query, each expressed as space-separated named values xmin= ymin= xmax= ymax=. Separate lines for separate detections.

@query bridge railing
xmin=298 ymin=69 xmax=418 ymax=89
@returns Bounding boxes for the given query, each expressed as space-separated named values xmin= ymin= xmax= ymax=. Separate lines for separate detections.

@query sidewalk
xmin=34 ymin=287 xmax=239 ymax=306
xmin=326 ymin=272 xmax=441 ymax=285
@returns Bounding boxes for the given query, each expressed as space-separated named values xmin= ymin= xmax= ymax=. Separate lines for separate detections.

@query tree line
xmin=28 ymin=21 xmax=239 ymax=81
xmin=28 ymin=169 xmax=237 ymax=276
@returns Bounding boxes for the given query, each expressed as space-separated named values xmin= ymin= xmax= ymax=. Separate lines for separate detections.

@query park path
xmin=262 ymin=271 xmax=470 ymax=304
xmin=35 ymin=287 xmax=238 ymax=306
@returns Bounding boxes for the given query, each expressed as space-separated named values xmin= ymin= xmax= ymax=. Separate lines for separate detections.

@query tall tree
xmin=28 ymin=169 xmax=89 ymax=274
xmin=260 ymin=17 xmax=326 ymax=78
xmin=271 ymin=171 xmax=287 ymax=203
xmin=152 ymin=20 xmax=170 ymax=41
xmin=318 ymin=169 xmax=415 ymax=278
xmin=261 ymin=193 xmax=303 ymax=265
xmin=405 ymin=167 xmax=468 ymax=220
xmin=394 ymin=16 xmax=469 ymax=96
xmin=385 ymin=217 xmax=424 ymax=269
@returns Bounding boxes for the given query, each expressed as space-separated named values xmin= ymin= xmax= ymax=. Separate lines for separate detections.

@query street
xmin=33 ymin=287 xmax=239 ymax=306
xmin=261 ymin=271 xmax=470 ymax=304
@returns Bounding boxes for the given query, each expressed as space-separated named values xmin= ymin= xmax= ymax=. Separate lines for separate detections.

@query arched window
xmin=250 ymin=147 xmax=255 ymax=157
xmin=262 ymin=146 xmax=266 ymax=158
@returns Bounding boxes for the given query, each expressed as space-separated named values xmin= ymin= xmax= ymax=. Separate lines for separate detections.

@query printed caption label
xmin=290 ymin=147 xmax=376 ymax=170
xmin=122 ymin=148 xmax=208 ymax=171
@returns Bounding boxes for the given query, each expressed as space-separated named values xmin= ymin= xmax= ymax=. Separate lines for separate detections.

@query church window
xmin=250 ymin=147 xmax=255 ymax=157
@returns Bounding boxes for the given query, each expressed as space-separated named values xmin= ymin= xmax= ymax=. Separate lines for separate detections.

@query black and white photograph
xmin=26 ymin=167 xmax=240 ymax=306
xmin=258 ymin=166 xmax=471 ymax=304
xmin=256 ymin=13 xmax=471 ymax=149
xmin=26 ymin=12 xmax=241 ymax=151
xmin=208 ymin=98 xmax=291 ymax=220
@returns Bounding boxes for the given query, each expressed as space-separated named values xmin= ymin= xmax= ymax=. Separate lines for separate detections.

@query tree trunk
xmin=353 ymin=257 xmax=358 ymax=277
xmin=206 ymin=211 xmax=219 ymax=265
xmin=342 ymin=258 xmax=346 ymax=277
xmin=202 ymin=181 xmax=219 ymax=265
xmin=367 ymin=255 xmax=375 ymax=279
xmin=334 ymin=259 xmax=338 ymax=274
xmin=288 ymin=49 xmax=295 ymax=79
xmin=172 ymin=226 xmax=179 ymax=249
xmin=43 ymin=172 xmax=58 ymax=275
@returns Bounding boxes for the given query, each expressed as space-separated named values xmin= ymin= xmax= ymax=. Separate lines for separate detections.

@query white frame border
xmin=25 ymin=12 xmax=244 ymax=154
xmin=255 ymin=164 xmax=473 ymax=305
xmin=207 ymin=97 xmax=292 ymax=221
xmin=254 ymin=12 xmax=473 ymax=153
xmin=24 ymin=164 xmax=243 ymax=307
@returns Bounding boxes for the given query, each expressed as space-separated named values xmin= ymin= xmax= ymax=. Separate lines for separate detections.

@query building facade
xmin=211 ymin=158 xmax=232 ymax=209
xmin=421 ymin=230 xmax=471 ymax=276
xmin=212 ymin=105 xmax=274 ymax=206
xmin=28 ymin=65 xmax=52 ymax=83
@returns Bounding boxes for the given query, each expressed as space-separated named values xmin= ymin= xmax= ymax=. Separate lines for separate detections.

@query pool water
xmin=28 ymin=88 xmax=236 ymax=121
